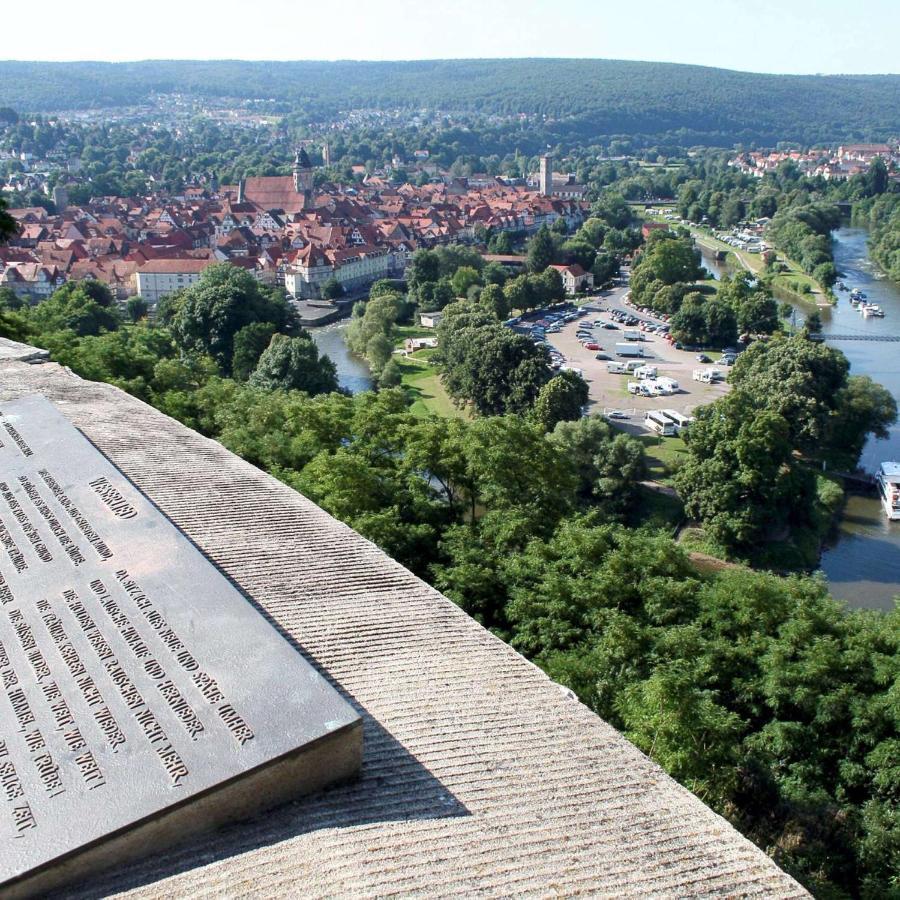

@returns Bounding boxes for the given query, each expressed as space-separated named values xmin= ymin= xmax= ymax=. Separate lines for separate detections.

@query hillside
xmin=1 ymin=58 xmax=899 ymax=145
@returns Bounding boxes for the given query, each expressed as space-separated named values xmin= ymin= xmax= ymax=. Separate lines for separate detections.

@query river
xmin=310 ymin=320 xmax=374 ymax=394
xmin=816 ymin=227 xmax=900 ymax=611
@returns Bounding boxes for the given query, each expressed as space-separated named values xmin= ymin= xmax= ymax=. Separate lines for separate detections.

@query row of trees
xmin=854 ymin=192 xmax=900 ymax=283
xmin=767 ymin=203 xmax=842 ymax=287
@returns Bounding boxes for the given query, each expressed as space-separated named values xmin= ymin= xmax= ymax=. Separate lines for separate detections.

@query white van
xmin=657 ymin=376 xmax=679 ymax=392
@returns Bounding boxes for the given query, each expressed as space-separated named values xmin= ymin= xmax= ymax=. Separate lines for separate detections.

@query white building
xmin=284 ymin=244 xmax=403 ymax=299
xmin=134 ymin=259 xmax=213 ymax=305
xmin=549 ymin=264 xmax=594 ymax=295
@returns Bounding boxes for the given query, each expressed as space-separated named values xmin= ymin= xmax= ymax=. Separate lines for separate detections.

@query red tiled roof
xmin=241 ymin=176 xmax=307 ymax=214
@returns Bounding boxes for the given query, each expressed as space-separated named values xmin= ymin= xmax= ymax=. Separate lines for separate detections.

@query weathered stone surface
xmin=0 ymin=396 xmax=361 ymax=897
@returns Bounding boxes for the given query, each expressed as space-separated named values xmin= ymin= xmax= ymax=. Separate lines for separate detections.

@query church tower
xmin=322 ymin=142 xmax=331 ymax=168
xmin=539 ymin=154 xmax=553 ymax=197
xmin=293 ymin=148 xmax=314 ymax=195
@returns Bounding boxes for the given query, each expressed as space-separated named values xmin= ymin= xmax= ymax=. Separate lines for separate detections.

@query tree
xmin=828 ymin=375 xmax=897 ymax=466
xmin=482 ymin=261 xmax=509 ymax=287
xmin=633 ymin=233 xmax=702 ymax=286
xmin=704 ymin=296 xmax=738 ymax=346
xmin=248 ymin=333 xmax=338 ymax=395
xmin=675 ymin=392 xmax=803 ymax=549
xmin=320 ymin=276 xmax=344 ymax=300
xmin=487 ymin=231 xmax=513 ymax=254
xmin=450 ymin=266 xmax=481 ymax=298
xmin=867 ymin=157 xmax=889 ymax=196
xmin=231 ymin=322 xmax=276 ymax=381
xmin=736 ymin=294 xmax=779 ymax=336
xmin=168 ymin=264 xmax=297 ymax=373
xmin=0 ymin=196 xmax=16 ymax=243
xmin=435 ymin=301 xmax=551 ymax=416
xmin=591 ymin=250 xmax=620 ymax=285
xmin=532 ymin=370 xmax=589 ymax=431
xmin=30 ymin=282 xmax=120 ymax=337
xmin=125 ymin=296 xmax=149 ymax=323
xmin=346 ymin=290 xmax=404 ymax=374
xmin=802 ymin=311 xmax=822 ymax=335
xmin=592 ymin=193 xmax=632 ymax=229
xmin=729 ymin=335 xmax=850 ymax=454
xmin=479 ymin=283 xmax=509 ymax=320
xmin=377 ymin=357 xmax=402 ymax=389
xmin=527 ymin=225 xmax=555 ymax=273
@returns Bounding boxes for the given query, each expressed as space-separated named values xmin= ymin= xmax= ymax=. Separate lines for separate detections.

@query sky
xmin=4 ymin=0 xmax=899 ymax=75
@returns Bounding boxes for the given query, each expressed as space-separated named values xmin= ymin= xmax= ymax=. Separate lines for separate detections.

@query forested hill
xmin=2 ymin=58 xmax=899 ymax=146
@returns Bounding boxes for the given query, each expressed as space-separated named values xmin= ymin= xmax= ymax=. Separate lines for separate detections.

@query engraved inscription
xmin=0 ymin=515 xmax=27 ymax=574
xmin=88 ymin=477 xmax=137 ymax=520
xmin=37 ymin=470 xmax=113 ymax=560
xmin=0 ymin=483 xmax=52 ymax=563
xmin=17 ymin=476 xmax=85 ymax=567
xmin=2 ymin=422 xmax=33 ymax=458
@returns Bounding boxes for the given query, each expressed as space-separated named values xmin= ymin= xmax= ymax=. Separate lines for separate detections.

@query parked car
xmin=607 ymin=410 xmax=629 ymax=420
xmin=696 ymin=354 xmax=712 ymax=363
xmin=585 ymin=342 xmax=600 ymax=350
xmin=603 ymin=323 xmax=619 ymax=330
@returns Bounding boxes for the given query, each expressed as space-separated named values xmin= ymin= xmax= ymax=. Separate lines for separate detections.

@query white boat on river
xmin=876 ymin=462 xmax=900 ymax=520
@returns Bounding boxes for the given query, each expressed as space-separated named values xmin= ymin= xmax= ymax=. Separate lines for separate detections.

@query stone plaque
xmin=0 ymin=396 xmax=362 ymax=897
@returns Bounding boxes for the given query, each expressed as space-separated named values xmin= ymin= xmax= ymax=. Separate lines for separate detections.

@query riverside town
xmin=0 ymin=4 xmax=899 ymax=898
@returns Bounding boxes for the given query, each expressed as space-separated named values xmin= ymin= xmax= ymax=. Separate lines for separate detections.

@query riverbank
xmin=641 ymin=209 xmax=833 ymax=305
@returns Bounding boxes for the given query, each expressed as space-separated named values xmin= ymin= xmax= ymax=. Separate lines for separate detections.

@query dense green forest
xmin=2 ymin=59 xmax=899 ymax=146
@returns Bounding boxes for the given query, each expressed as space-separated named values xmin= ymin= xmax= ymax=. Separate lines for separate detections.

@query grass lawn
xmin=639 ymin=434 xmax=689 ymax=482
xmin=395 ymin=350 xmax=469 ymax=419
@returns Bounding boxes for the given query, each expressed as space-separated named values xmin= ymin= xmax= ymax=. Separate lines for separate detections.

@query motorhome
xmin=876 ymin=462 xmax=900 ymax=520
xmin=634 ymin=365 xmax=658 ymax=380
xmin=644 ymin=411 xmax=676 ymax=435
xmin=692 ymin=368 xmax=722 ymax=383
xmin=627 ymin=381 xmax=642 ymax=395
xmin=660 ymin=409 xmax=694 ymax=433
xmin=607 ymin=362 xmax=626 ymax=374
xmin=656 ymin=376 xmax=679 ymax=392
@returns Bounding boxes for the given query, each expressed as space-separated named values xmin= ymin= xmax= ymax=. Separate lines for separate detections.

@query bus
xmin=644 ymin=411 xmax=676 ymax=436
xmin=660 ymin=409 xmax=694 ymax=433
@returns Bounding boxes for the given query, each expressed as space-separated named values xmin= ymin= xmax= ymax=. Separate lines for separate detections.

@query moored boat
xmin=877 ymin=462 xmax=900 ymax=520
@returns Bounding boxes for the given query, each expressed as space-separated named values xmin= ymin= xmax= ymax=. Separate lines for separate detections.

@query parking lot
xmin=511 ymin=289 xmax=732 ymax=432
